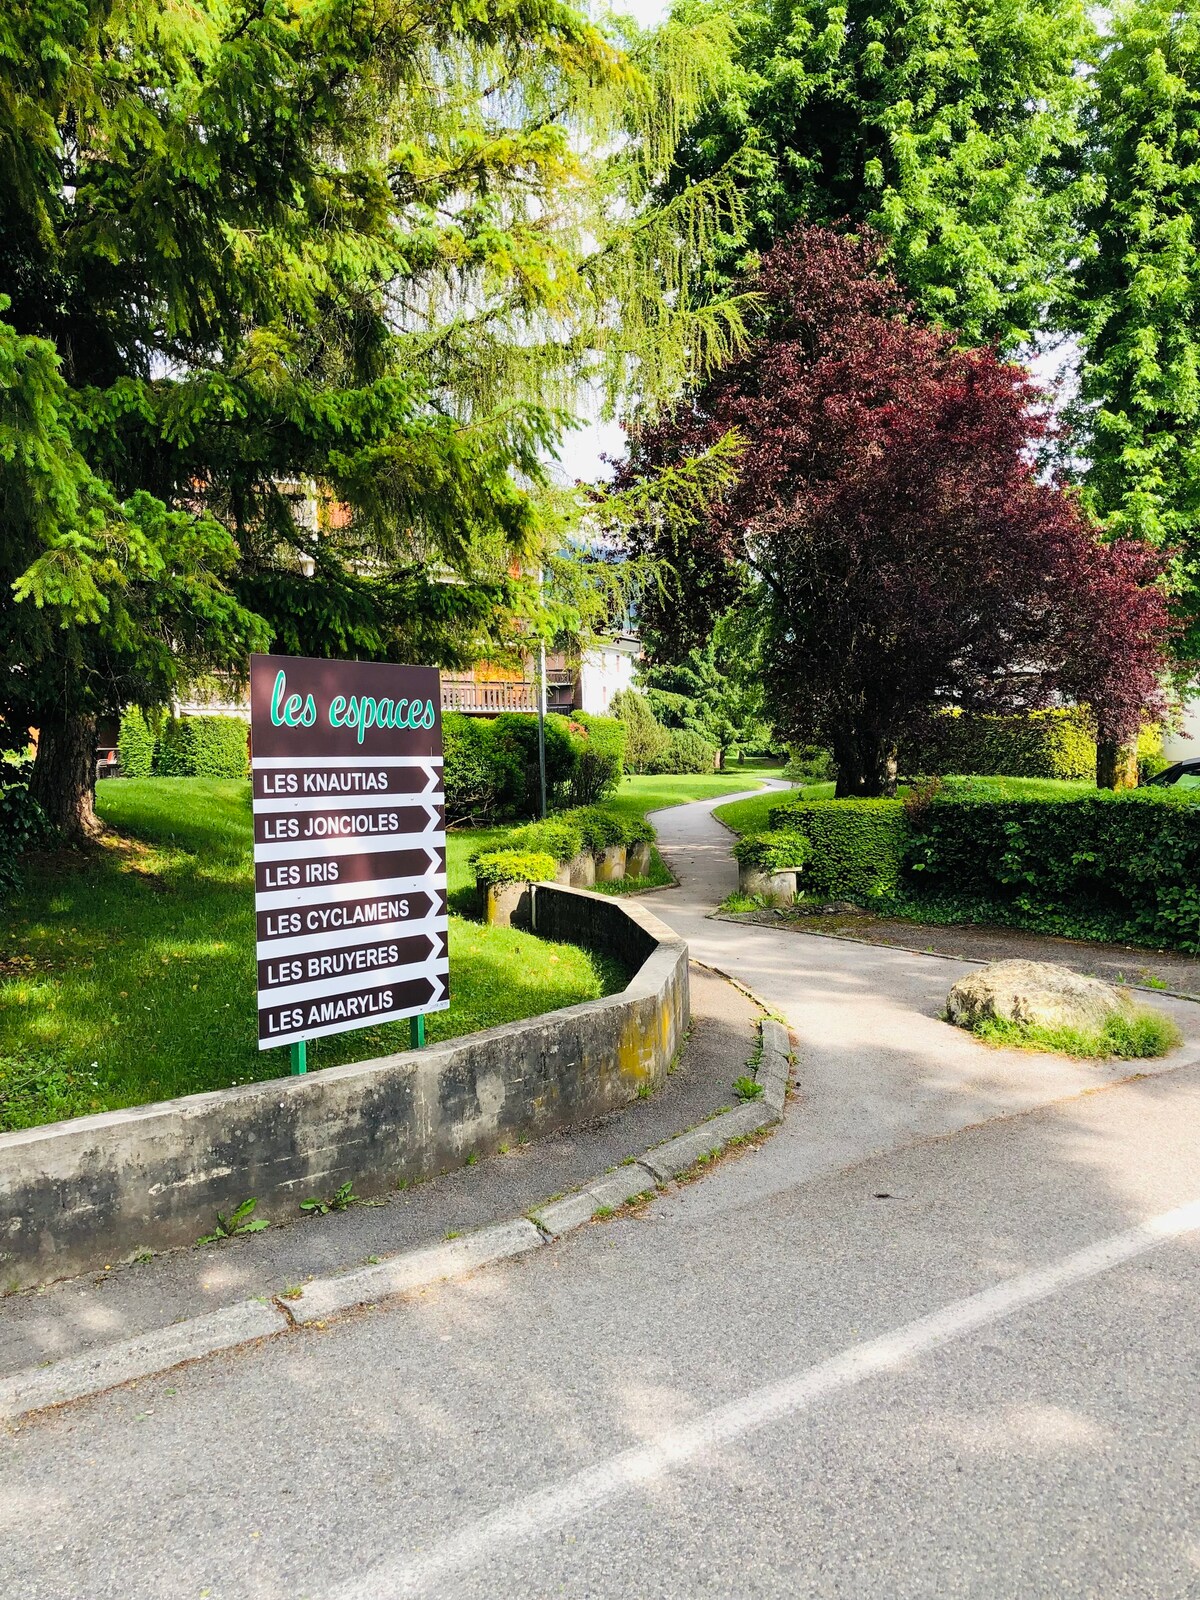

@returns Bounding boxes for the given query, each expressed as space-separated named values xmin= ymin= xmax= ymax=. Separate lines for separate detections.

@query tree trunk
xmin=833 ymin=729 xmax=897 ymax=798
xmin=29 ymin=713 xmax=102 ymax=844
xmin=1096 ymin=739 xmax=1138 ymax=791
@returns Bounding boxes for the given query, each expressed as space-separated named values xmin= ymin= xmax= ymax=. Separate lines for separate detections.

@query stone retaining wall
xmin=0 ymin=886 xmax=688 ymax=1289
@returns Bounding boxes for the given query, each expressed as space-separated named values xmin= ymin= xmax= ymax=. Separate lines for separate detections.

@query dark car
xmin=1147 ymin=758 xmax=1200 ymax=791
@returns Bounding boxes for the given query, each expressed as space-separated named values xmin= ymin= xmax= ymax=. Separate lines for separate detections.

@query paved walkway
xmin=645 ymin=784 xmax=1200 ymax=1219
xmin=7 ymin=787 xmax=1200 ymax=1599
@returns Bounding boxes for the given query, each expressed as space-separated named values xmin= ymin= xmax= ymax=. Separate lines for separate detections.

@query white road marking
xmin=334 ymin=1197 xmax=1200 ymax=1599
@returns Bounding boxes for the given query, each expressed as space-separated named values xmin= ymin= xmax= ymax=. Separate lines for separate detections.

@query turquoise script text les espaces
xmin=269 ymin=670 xmax=437 ymax=743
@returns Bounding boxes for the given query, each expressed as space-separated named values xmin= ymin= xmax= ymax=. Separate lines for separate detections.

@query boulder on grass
xmin=946 ymin=959 xmax=1133 ymax=1034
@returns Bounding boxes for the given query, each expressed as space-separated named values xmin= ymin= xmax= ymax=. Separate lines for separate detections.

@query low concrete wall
xmin=0 ymin=887 xmax=688 ymax=1290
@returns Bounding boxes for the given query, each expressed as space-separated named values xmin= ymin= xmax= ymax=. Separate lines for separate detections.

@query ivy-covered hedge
xmin=155 ymin=716 xmax=248 ymax=778
xmin=768 ymin=798 xmax=909 ymax=901
xmin=901 ymin=709 xmax=1096 ymax=781
xmin=903 ymin=793 xmax=1200 ymax=950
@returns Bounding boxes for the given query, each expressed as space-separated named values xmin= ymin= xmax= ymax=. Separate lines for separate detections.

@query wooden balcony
xmin=440 ymin=670 xmax=576 ymax=715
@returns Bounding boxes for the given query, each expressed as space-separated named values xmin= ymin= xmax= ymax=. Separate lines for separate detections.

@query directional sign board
xmin=250 ymin=653 xmax=448 ymax=1050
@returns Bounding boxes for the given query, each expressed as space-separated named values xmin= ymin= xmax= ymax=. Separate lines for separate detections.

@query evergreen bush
xmin=650 ymin=728 xmax=717 ymax=774
xmin=610 ymin=689 xmax=671 ymax=774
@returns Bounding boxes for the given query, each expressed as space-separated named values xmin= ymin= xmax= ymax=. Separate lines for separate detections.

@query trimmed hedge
xmin=901 ymin=709 xmax=1096 ymax=782
xmin=768 ymin=798 xmax=909 ymax=901
xmin=156 ymin=715 xmax=248 ymax=778
xmin=117 ymin=708 xmax=156 ymax=777
xmin=732 ymin=829 xmax=812 ymax=872
xmin=903 ymin=792 xmax=1200 ymax=950
xmin=472 ymin=849 xmax=559 ymax=889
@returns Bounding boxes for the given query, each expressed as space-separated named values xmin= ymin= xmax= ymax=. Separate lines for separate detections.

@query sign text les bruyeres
xmin=250 ymin=654 xmax=448 ymax=1050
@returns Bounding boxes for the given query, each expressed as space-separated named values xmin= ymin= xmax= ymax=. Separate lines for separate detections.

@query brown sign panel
xmin=250 ymin=653 xmax=448 ymax=1050
xmin=249 ymin=655 xmax=442 ymax=761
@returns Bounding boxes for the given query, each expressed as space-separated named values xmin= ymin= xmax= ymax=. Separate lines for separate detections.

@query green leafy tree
xmin=1075 ymin=0 xmax=1200 ymax=658
xmin=1 ymin=0 xmax=746 ymax=841
xmin=658 ymin=0 xmax=1093 ymax=345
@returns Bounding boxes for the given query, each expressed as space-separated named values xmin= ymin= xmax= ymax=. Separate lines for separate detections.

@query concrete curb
xmin=283 ymin=1219 xmax=543 ymax=1326
xmin=0 ymin=1021 xmax=792 ymax=1426
xmin=0 ymin=1300 xmax=286 ymax=1421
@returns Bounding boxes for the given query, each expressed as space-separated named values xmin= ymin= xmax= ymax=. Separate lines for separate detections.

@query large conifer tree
xmin=1 ymin=0 xmax=745 ymax=839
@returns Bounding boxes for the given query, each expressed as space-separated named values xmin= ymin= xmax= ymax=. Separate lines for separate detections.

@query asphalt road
xmin=4 ymin=788 xmax=1199 ymax=1599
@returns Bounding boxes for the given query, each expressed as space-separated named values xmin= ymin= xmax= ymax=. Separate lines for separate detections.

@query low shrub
xmin=732 ymin=830 xmax=813 ymax=872
xmin=567 ymin=806 xmax=628 ymax=851
xmin=471 ymin=849 xmax=560 ymax=889
xmin=901 ymin=708 xmax=1096 ymax=782
xmin=650 ymin=728 xmax=717 ymax=775
xmin=622 ymin=815 xmax=655 ymax=846
xmin=502 ymin=818 xmax=584 ymax=863
xmin=156 ymin=716 xmax=248 ymax=779
xmin=768 ymin=798 xmax=909 ymax=901
xmin=117 ymin=708 xmax=156 ymax=777
xmin=783 ymin=744 xmax=837 ymax=784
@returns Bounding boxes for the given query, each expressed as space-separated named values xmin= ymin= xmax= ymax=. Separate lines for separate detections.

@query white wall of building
xmin=577 ymin=640 xmax=639 ymax=714
xmin=1163 ymin=697 xmax=1200 ymax=761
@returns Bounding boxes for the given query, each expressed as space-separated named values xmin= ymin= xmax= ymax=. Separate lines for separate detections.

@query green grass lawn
xmin=714 ymin=774 xmax=1100 ymax=838
xmin=0 ymin=779 xmax=626 ymax=1132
